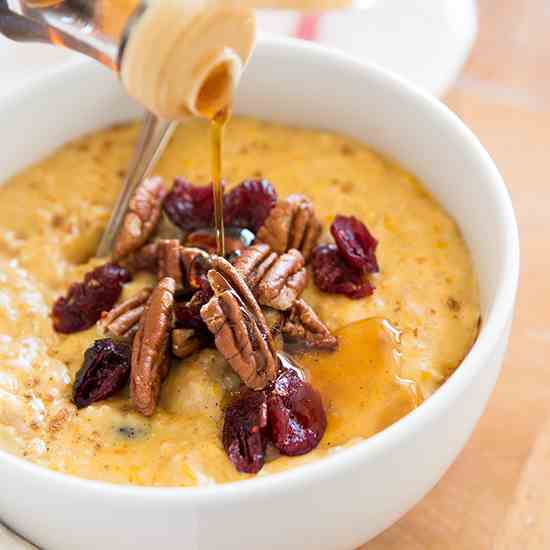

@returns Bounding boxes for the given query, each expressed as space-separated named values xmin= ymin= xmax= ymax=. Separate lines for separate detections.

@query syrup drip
xmin=210 ymin=107 xmax=230 ymax=257
xmin=299 ymin=318 xmax=419 ymax=448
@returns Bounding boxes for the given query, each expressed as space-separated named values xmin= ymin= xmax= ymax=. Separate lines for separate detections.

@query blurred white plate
xmin=257 ymin=0 xmax=478 ymax=97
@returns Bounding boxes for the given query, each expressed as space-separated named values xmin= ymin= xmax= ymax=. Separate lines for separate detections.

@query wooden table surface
xmin=364 ymin=1 xmax=550 ymax=548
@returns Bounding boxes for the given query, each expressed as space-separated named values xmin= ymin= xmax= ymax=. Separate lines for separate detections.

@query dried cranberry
xmin=311 ymin=244 xmax=373 ymax=299
xmin=267 ymin=368 xmax=326 ymax=456
xmin=73 ymin=339 xmax=131 ymax=408
xmin=224 ymin=180 xmax=277 ymax=232
xmin=174 ymin=288 xmax=213 ymax=338
xmin=164 ymin=178 xmax=276 ymax=234
xmin=331 ymin=215 xmax=379 ymax=273
xmin=52 ymin=263 xmax=131 ymax=333
xmin=223 ymin=390 xmax=269 ymax=474
xmin=163 ymin=178 xmax=215 ymax=232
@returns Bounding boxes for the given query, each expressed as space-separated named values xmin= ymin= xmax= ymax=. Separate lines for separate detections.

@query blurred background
xmin=0 ymin=0 xmax=478 ymax=99
xmin=1 ymin=1 xmax=548 ymax=548
xmin=366 ymin=1 xmax=550 ymax=548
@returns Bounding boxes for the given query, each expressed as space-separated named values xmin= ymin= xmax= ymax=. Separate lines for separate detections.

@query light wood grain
xmin=492 ymin=416 xmax=550 ymax=549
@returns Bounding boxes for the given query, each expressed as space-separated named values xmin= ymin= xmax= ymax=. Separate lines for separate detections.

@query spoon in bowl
xmin=96 ymin=113 xmax=176 ymax=257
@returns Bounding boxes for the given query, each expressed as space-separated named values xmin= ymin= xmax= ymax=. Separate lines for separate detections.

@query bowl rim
xmin=0 ymin=34 xmax=519 ymax=502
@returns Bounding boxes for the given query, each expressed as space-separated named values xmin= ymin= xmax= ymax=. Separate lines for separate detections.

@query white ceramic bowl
xmin=0 ymin=36 xmax=518 ymax=550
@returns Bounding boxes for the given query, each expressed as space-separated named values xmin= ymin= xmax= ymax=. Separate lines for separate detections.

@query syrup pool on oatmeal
xmin=0 ymin=117 xmax=479 ymax=485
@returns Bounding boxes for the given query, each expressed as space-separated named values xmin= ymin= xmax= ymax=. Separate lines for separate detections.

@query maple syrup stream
xmin=211 ymin=108 xmax=230 ymax=257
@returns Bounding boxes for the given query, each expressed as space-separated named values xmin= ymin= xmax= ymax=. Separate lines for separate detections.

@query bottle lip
xmin=188 ymin=48 xmax=243 ymax=119
xmin=118 ymin=1 xmax=256 ymax=120
xmin=116 ymin=1 xmax=147 ymax=73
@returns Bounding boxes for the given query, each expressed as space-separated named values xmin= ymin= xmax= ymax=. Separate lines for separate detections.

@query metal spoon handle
xmin=97 ymin=112 xmax=176 ymax=257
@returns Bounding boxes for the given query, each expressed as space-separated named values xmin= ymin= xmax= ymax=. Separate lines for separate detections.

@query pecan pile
xmin=53 ymin=172 xmax=379 ymax=474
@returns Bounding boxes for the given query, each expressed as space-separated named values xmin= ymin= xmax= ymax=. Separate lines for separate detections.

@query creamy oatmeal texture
xmin=0 ymin=118 xmax=479 ymax=485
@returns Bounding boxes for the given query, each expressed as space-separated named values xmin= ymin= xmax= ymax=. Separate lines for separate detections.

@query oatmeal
xmin=0 ymin=117 xmax=479 ymax=485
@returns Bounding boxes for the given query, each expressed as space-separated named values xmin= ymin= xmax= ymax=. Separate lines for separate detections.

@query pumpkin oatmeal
xmin=0 ymin=117 xmax=479 ymax=486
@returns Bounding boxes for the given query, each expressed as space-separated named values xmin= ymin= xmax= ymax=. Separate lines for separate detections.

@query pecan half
xmin=256 ymin=194 xmax=321 ymax=261
xmin=131 ymin=277 xmax=175 ymax=416
xmin=283 ymin=299 xmax=338 ymax=351
xmin=119 ymin=241 xmax=159 ymax=274
xmin=287 ymin=194 xmax=322 ymax=261
xmin=99 ymin=287 xmax=152 ymax=338
xmin=157 ymin=239 xmax=183 ymax=287
xmin=256 ymin=200 xmax=293 ymax=256
xmin=113 ymin=177 xmax=167 ymax=261
xmin=233 ymin=243 xmax=278 ymax=289
xmin=256 ymin=249 xmax=307 ymax=311
xmin=200 ymin=257 xmax=277 ymax=390
xmin=234 ymin=245 xmax=307 ymax=311
xmin=171 ymin=328 xmax=201 ymax=359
